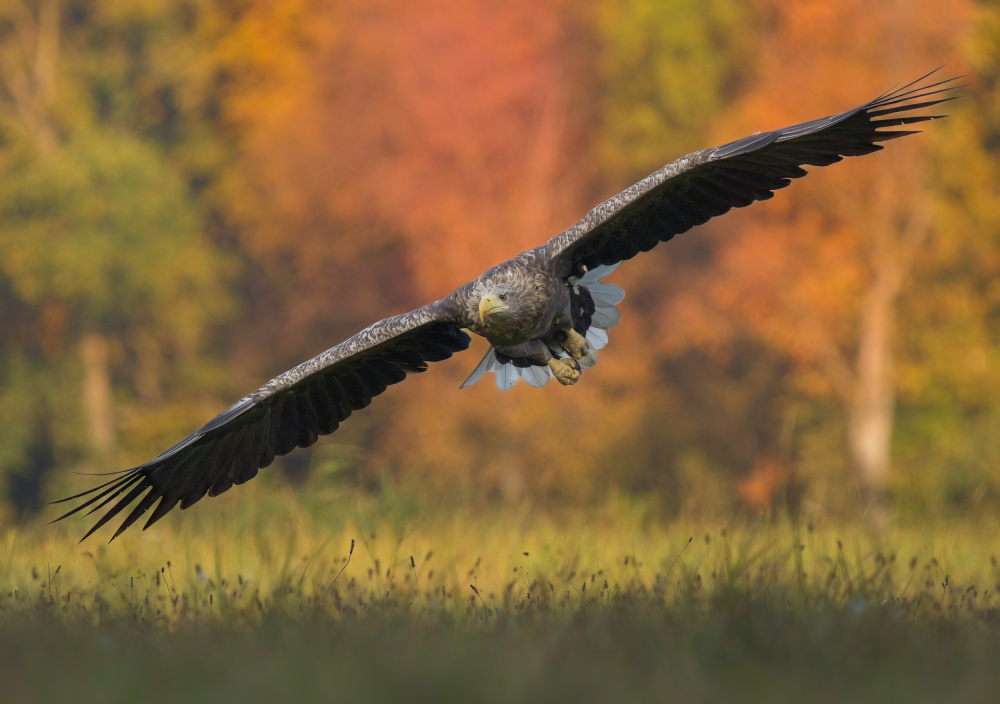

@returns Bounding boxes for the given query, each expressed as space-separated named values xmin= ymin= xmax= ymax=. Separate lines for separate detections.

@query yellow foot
xmin=547 ymin=357 xmax=581 ymax=386
xmin=563 ymin=329 xmax=590 ymax=360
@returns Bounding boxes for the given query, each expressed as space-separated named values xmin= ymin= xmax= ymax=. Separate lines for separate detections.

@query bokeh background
xmin=0 ymin=0 xmax=997 ymax=534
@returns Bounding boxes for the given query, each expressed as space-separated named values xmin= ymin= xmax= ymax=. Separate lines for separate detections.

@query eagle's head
xmin=478 ymin=282 xmax=521 ymax=324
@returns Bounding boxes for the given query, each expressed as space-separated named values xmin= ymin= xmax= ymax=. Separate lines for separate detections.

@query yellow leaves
xmin=595 ymin=0 xmax=752 ymax=183
xmin=1 ymin=132 xmax=231 ymax=338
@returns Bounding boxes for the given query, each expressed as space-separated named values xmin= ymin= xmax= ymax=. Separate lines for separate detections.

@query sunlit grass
xmin=3 ymin=480 xmax=1000 ymax=701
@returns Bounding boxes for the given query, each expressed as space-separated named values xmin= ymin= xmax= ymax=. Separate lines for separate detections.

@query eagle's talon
xmin=563 ymin=329 xmax=590 ymax=360
xmin=547 ymin=357 xmax=581 ymax=385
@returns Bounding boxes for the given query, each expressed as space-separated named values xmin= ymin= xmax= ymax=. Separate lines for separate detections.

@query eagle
xmin=54 ymin=73 xmax=957 ymax=540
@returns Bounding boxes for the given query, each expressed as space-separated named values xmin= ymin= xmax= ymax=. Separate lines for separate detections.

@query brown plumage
xmin=54 ymin=72 xmax=958 ymax=541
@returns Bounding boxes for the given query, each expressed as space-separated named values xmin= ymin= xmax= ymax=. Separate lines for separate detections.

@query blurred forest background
xmin=0 ymin=0 xmax=997 ymax=530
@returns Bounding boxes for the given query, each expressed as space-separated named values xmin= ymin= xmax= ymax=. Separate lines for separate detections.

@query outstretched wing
xmin=53 ymin=301 xmax=470 ymax=541
xmin=544 ymin=72 xmax=960 ymax=271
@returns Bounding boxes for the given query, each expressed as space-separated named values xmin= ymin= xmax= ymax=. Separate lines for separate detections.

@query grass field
xmin=2 ymin=482 xmax=1000 ymax=703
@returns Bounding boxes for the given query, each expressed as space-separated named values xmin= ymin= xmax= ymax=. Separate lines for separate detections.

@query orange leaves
xmin=694 ymin=2 xmax=973 ymax=403
xmin=340 ymin=0 xmax=589 ymax=294
xmin=223 ymin=0 xmax=589 ymax=296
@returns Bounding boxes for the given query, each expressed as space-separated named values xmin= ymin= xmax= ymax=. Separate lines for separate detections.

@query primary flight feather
xmin=54 ymin=72 xmax=959 ymax=541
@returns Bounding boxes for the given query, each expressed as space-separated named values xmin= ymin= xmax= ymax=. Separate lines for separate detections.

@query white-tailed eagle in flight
xmin=54 ymin=72 xmax=958 ymax=540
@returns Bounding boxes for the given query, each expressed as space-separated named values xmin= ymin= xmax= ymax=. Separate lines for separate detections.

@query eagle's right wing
xmin=53 ymin=300 xmax=470 ymax=541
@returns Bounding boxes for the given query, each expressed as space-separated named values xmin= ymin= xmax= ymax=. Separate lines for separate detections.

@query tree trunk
xmin=846 ymin=281 xmax=896 ymax=503
xmin=80 ymin=332 xmax=115 ymax=454
xmin=0 ymin=0 xmax=61 ymax=154
xmin=845 ymin=166 xmax=929 ymax=506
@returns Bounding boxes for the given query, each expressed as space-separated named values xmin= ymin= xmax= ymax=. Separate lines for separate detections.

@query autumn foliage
xmin=0 ymin=0 xmax=996 ymax=526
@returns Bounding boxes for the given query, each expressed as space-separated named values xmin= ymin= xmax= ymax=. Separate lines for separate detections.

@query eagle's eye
xmin=499 ymin=293 xmax=508 ymax=302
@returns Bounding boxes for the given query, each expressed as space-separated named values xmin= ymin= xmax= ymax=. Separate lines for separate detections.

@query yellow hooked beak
xmin=478 ymin=294 xmax=507 ymax=323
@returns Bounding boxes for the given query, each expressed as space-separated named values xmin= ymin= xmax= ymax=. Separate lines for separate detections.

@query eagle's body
xmin=462 ymin=249 xmax=582 ymax=372
xmin=55 ymin=73 xmax=959 ymax=541
xmin=463 ymin=249 xmax=567 ymax=347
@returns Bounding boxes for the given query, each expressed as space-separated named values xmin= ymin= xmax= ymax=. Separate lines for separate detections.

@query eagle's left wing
xmin=544 ymin=72 xmax=959 ymax=273
xmin=53 ymin=300 xmax=470 ymax=541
